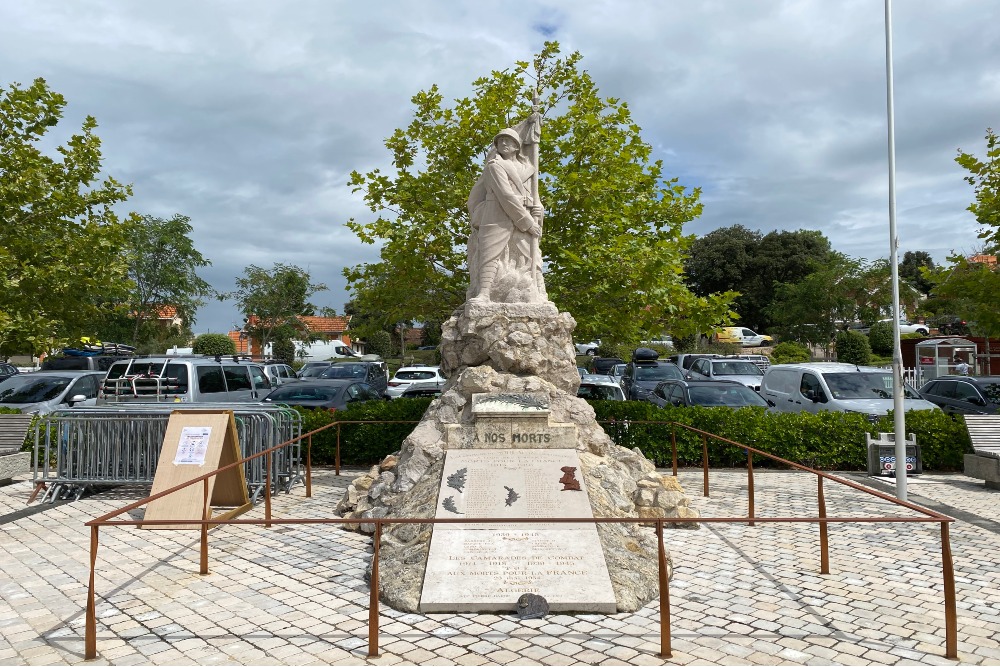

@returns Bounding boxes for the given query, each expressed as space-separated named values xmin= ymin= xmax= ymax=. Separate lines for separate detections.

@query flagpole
xmin=884 ymin=0 xmax=907 ymax=501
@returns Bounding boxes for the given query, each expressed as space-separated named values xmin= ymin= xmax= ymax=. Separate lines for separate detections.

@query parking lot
xmin=0 ymin=467 xmax=998 ymax=665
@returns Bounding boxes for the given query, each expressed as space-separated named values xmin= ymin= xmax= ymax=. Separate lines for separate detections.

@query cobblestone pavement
xmin=0 ymin=467 xmax=998 ymax=666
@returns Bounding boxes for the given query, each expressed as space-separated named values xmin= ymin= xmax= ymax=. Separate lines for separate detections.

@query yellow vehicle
xmin=715 ymin=327 xmax=773 ymax=347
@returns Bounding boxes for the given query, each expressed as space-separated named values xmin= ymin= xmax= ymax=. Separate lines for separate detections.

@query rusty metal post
xmin=265 ymin=451 xmax=272 ymax=528
xmin=670 ymin=426 xmax=678 ymax=477
xmin=335 ymin=423 xmax=342 ymax=476
xmin=305 ymin=434 xmax=313 ymax=498
xmin=941 ymin=522 xmax=958 ymax=659
xmin=85 ymin=526 xmax=98 ymax=660
xmin=368 ymin=521 xmax=381 ymax=657
xmin=200 ymin=479 xmax=210 ymax=575
xmin=747 ymin=450 xmax=755 ymax=527
xmin=818 ymin=476 xmax=829 ymax=574
xmin=657 ymin=520 xmax=672 ymax=658
xmin=701 ymin=433 xmax=709 ymax=497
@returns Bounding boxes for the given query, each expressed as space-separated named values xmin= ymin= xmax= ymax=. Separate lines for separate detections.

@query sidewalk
xmin=0 ymin=466 xmax=998 ymax=666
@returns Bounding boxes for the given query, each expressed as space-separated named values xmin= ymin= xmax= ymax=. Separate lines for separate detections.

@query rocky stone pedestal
xmin=336 ymin=301 xmax=699 ymax=613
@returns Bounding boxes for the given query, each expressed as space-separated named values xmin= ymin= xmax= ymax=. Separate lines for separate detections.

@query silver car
xmin=686 ymin=358 xmax=765 ymax=391
xmin=0 ymin=370 xmax=104 ymax=415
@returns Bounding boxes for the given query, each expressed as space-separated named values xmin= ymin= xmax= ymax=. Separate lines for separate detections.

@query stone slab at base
xmin=0 ymin=452 xmax=30 ymax=481
xmin=419 ymin=448 xmax=616 ymax=613
xmin=965 ymin=453 xmax=1000 ymax=490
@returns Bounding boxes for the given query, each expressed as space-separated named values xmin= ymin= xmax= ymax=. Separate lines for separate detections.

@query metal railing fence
xmin=79 ymin=416 xmax=958 ymax=661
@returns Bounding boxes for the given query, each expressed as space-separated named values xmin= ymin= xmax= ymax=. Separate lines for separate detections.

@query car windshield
xmin=635 ymin=364 xmax=683 ymax=381
xmin=0 ymin=376 xmax=70 ymax=403
xmin=266 ymin=385 xmax=340 ymax=401
xmin=688 ymin=385 xmax=769 ymax=407
xmin=578 ymin=384 xmax=623 ymax=400
xmin=823 ymin=373 xmax=919 ymax=399
xmin=395 ymin=370 xmax=436 ymax=381
xmin=299 ymin=366 xmax=330 ymax=377
xmin=712 ymin=361 xmax=763 ymax=376
xmin=320 ymin=364 xmax=366 ymax=379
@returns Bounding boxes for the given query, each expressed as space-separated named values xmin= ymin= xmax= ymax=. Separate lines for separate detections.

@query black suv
xmin=313 ymin=359 xmax=389 ymax=396
xmin=590 ymin=356 xmax=625 ymax=375
xmin=918 ymin=376 xmax=1000 ymax=415
xmin=620 ymin=348 xmax=685 ymax=401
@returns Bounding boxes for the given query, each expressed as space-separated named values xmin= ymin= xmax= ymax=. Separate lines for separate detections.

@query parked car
xmin=933 ymin=317 xmax=971 ymax=336
xmin=760 ymin=362 xmax=938 ymax=421
xmin=879 ymin=318 xmax=930 ymax=336
xmin=262 ymin=379 xmax=381 ymax=412
xmin=385 ymin=366 xmax=447 ymax=399
xmin=648 ymin=379 xmax=773 ymax=410
xmin=0 ymin=363 xmax=18 ymax=381
xmin=715 ymin=327 xmax=773 ymax=347
xmin=607 ymin=363 xmax=627 ymax=386
xmin=312 ymin=360 xmax=389 ymax=396
xmin=577 ymin=374 xmax=625 ymax=401
xmin=686 ymin=357 xmax=765 ymax=391
xmin=918 ymin=376 xmax=1000 ymax=415
xmin=262 ymin=361 xmax=296 ymax=386
xmin=0 ymin=370 xmax=104 ymax=415
xmin=400 ymin=384 xmax=445 ymax=399
xmin=575 ymin=341 xmax=601 ymax=356
xmin=590 ymin=356 xmax=625 ymax=375
xmin=100 ymin=356 xmax=272 ymax=404
xmin=620 ymin=349 xmax=685 ymax=401
xmin=667 ymin=353 xmax=722 ymax=372
xmin=297 ymin=361 xmax=333 ymax=378
xmin=40 ymin=352 xmax=133 ymax=372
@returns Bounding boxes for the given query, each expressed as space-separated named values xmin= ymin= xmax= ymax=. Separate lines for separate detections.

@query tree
xmin=193 ymin=333 xmax=235 ymax=356
xmin=899 ymin=251 xmax=935 ymax=296
xmin=122 ymin=214 xmax=214 ymax=344
xmin=228 ymin=264 xmax=328 ymax=350
xmin=0 ymin=78 xmax=134 ymax=357
xmin=927 ymin=255 xmax=1000 ymax=344
xmin=344 ymin=42 xmax=735 ymax=347
xmin=766 ymin=254 xmax=860 ymax=348
xmin=835 ymin=330 xmax=871 ymax=365
xmin=955 ymin=128 xmax=1000 ymax=253
xmin=684 ymin=226 xmax=834 ymax=332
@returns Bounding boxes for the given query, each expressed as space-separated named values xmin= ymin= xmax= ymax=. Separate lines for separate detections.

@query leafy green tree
xmin=899 ymin=250 xmax=935 ymax=296
xmin=926 ymin=255 xmax=1000 ymax=356
xmin=227 ymin=264 xmax=328 ymax=351
xmin=766 ymin=254 xmax=860 ymax=348
xmin=685 ymin=226 xmax=833 ymax=332
xmin=365 ymin=330 xmax=393 ymax=359
xmin=192 ymin=333 xmax=235 ymax=356
xmin=867 ymin=320 xmax=894 ymax=356
xmin=272 ymin=336 xmax=295 ymax=365
xmin=344 ymin=42 xmax=735 ymax=347
xmin=955 ymin=128 xmax=1000 ymax=252
xmin=122 ymin=214 xmax=214 ymax=345
xmin=0 ymin=78 xmax=134 ymax=357
xmin=835 ymin=330 xmax=871 ymax=365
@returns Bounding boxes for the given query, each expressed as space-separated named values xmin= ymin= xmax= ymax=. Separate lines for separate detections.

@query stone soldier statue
xmin=467 ymin=104 xmax=546 ymax=303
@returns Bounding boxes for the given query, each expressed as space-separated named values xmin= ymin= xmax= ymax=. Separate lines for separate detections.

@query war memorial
xmin=335 ymin=105 xmax=699 ymax=615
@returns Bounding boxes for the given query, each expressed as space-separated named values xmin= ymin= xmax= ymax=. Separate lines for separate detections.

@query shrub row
xmin=292 ymin=399 xmax=972 ymax=472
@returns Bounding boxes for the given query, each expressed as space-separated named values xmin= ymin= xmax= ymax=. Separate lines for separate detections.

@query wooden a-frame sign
xmin=143 ymin=410 xmax=252 ymax=530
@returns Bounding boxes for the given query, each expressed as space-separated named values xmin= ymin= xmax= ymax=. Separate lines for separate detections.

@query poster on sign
xmin=174 ymin=426 xmax=211 ymax=465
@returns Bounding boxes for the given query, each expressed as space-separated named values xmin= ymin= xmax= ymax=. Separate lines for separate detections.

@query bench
xmin=963 ymin=415 xmax=1000 ymax=490
xmin=0 ymin=414 xmax=33 ymax=481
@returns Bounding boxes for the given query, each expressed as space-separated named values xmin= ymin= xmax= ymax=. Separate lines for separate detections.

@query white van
xmin=760 ymin=363 xmax=938 ymax=420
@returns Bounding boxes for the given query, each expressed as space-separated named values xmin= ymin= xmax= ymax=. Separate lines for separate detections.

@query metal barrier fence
xmin=81 ymin=417 xmax=958 ymax=662
xmin=31 ymin=404 xmax=302 ymax=503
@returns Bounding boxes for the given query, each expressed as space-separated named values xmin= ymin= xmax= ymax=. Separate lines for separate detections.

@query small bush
xmin=770 ymin=341 xmax=811 ymax=365
xmin=868 ymin=320 xmax=893 ymax=355
xmin=272 ymin=337 xmax=295 ymax=364
xmin=835 ymin=330 xmax=871 ymax=365
xmin=192 ymin=333 xmax=236 ymax=356
xmin=365 ymin=330 xmax=393 ymax=359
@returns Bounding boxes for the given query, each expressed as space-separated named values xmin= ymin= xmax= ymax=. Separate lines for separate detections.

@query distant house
xmin=229 ymin=315 xmax=355 ymax=358
xmin=155 ymin=305 xmax=183 ymax=328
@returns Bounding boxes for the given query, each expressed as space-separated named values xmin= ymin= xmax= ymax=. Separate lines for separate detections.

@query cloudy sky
xmin=3 ymin=1 xmax=997 ymax=335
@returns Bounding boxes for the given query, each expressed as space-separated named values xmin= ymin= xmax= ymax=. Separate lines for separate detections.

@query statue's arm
xmin=485 ymin=162 xmax=534 ymax=232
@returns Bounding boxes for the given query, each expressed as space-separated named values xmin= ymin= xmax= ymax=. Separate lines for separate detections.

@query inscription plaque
xmin=419 ymin=449 xmax=616 ymax=613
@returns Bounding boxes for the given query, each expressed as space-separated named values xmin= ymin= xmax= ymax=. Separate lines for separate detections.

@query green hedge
xmin=292 ymin=398 xmax=973 ymax=472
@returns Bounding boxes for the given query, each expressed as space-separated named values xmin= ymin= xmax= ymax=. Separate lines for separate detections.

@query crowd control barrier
xmin=31 ymin=404 xmax=302 ymax=503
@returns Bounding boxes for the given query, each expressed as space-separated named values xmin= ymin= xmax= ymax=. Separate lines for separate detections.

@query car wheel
xmin=586 ymin=349 xmax=596 ymax=356
xmin=916 ymin=328 xmax=928 ymax=336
